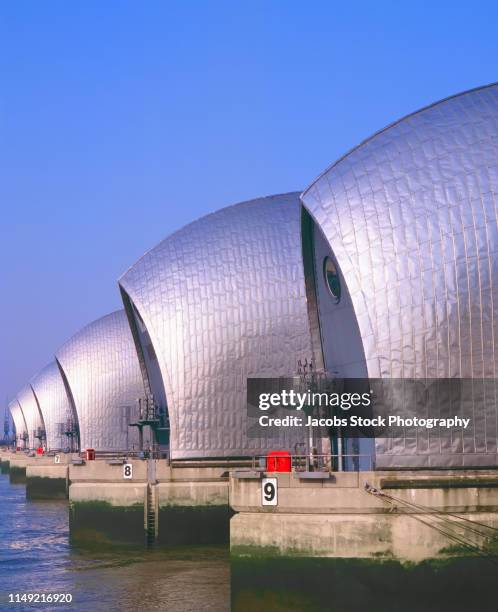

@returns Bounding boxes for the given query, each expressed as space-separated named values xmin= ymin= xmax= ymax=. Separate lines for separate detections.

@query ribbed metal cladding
xmin=9 ymin=399 xmax=27 ymax=447
xmin=301 ymin=84 xmax=498 ymax=468
xmin=55 ymin=310 xmax=144 ymax=452
xmin=30 ymin=361 xmax=73 ymax=452
xmin=120 ymin=193 xmax=313 ymax=459
xmin=16 ymin=385 xmax=45 ymax=450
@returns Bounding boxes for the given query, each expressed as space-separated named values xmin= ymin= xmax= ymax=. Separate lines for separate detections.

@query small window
xmin=323 ymin=257 xmax=341 ymax=303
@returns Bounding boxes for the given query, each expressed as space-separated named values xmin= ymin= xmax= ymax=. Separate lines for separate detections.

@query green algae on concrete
xmin=70 ymin=500 xmax=146 ymax=548
xmin=230 ymin=544 xmax=397 ymax=560
xmin=9 ymin=465 xmax=26 ymax=484
xmin=27 ymin=476 xmax=67 ymax=500
xmin=158 ymin=505 xmax=231 ymax=546
xmin=231 ymin=555 xmax=498 ymax=612
xmin=0 ymin=459 xmax=10 ymax=474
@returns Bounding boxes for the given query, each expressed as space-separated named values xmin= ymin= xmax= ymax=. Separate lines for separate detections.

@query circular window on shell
xmin=323 ymin=256 xmax=341 ymax=303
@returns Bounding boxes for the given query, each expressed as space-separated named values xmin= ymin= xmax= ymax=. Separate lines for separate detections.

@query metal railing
xmin=251 ymin=453 xmax=374 ymax=472
xmin=77 ymin=448 xmax=170 ymax=461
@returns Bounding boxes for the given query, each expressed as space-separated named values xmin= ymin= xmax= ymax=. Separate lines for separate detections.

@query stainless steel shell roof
xmin=9 ymin=399 xmax=27 ymax=445
xmin=301 ymin=84 xmax=498 ymax=468
xmin=301 ymin=84 xmax=498 ymax=380
xmin=30 ymin=361 xmax=73 ymax=452
xmin=16 ymin=385 xmax=44 ymax=450
xmin=120 ymin=193 xmax=314 ymax=459
xmin=55 ymin=310 xmax=145 ymax=452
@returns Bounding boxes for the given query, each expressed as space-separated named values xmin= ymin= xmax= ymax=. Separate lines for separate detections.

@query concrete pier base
xmin=70 ymin=483 xmax=147 ymax=547
xmin=0 ymin=451 xmax=13 ymax=473
xmin=157 ymin=480 xmax=230 ymax=545
xmin=230 ymin=553 xmax=498 ymax=611
xmin=231 ymin=510 xmax=498 ymax=561
xmin=9 ymin=456 xmax=28 ymax=484
xmin=69 ymin=460 xmax=147 ymax=547
xmin=26 ymin=456 xmax=72 ymax=500
xmin=229 ymin=470 xmax=498 ymax=563
xmin=68 ymin=459 xmax=232 ymax=547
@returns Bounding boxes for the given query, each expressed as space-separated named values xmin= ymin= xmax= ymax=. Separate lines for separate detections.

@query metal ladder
xmin=146 ymin=484 xmax=157 ymax=545
xmin=146 ymin=459 xmax=157 ymax=545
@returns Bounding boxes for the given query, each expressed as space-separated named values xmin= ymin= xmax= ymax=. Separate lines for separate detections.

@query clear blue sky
xmin=1 ymin=1 xmax=497 ymax=409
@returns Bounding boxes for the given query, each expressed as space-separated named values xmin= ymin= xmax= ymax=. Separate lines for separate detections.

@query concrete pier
xmin=26 ymin=454 xmax=73 ymax=499
xmin=68 ymin=459 xmax=231 ymax=547
xmin=0 ymin=450 xmax=14 ymax=474
xmin=1 ymin=451 xmax=75 ymax=498
xmin=69 ymin=460 xmax=147 ymax=547
xmin=9 ymin=454 xmax=29 ymax=484
xmin=229 ymin=470 xmax=498 ymax=563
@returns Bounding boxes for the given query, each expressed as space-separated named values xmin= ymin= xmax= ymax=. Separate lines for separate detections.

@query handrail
xmin=77 ymin=449 xmax=170 ymax=461
xmin=251 ymin=453 xmax=373 ymax=472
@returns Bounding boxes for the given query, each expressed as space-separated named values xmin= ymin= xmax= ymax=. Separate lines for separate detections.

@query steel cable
xmin=364 ymin=484 xmax=498 ymax=566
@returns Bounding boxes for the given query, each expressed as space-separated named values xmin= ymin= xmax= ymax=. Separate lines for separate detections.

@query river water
xmin=0 ymin=473 xmax=229 ymax=611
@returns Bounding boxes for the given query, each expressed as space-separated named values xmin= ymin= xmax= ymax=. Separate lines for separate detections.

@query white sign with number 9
xmin=261 ymin=477 xmax=277 ymax=506
xmin=123 ymin=463 xmax=133 ymax=479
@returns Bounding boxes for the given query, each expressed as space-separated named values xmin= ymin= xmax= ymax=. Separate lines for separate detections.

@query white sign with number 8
xmin=261 ymin=477 xmax=277 ymax=506
xmin=123 ymin=463 xmax=133 ymax=479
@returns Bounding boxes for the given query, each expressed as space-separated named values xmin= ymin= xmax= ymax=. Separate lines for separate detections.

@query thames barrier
xmin=3 ymin=84 xmax=498 ymax=573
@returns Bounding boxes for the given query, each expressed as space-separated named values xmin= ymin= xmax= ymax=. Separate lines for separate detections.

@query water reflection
xmin=0 ymin=473 xmax=229 ymax=611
